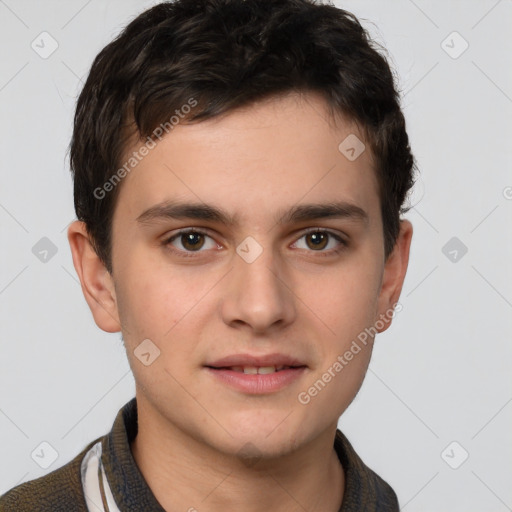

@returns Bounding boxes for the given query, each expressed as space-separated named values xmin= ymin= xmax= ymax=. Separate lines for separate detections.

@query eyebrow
xmin=136 ymin=200 xmax=369 ymax=227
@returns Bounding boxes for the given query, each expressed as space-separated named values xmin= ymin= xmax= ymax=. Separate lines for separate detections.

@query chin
xmin=215 ymin=413 xmax=308 ymax=455
xmin=218 ymin=435 xmax=301 ymax=463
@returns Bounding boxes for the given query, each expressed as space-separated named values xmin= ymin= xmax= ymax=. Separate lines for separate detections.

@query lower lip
xmin=205 ymin=367 xmax=307 ymax=394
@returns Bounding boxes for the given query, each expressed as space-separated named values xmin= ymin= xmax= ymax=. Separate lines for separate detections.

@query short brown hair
xmin=69 ymin=0 xmax=416 ymax=274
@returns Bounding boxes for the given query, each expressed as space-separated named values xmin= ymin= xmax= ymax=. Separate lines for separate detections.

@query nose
xmin=220 ymin=241 xmax=296 ymax=334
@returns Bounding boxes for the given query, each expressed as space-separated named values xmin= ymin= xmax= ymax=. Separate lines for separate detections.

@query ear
xmin=67 ymin=220 xmax=121 ymax=333
xmin=376 ymin=219 xmax=413 ymax=333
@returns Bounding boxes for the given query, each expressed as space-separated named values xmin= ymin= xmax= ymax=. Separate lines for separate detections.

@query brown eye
xmin=180 ymin=232 xmax=205 ymax=251
xmin=305 ymin=231 xmax=329 ymax=251
xmin=164 ymin=229 xmax=217 ymax=256
xmin=293 ymin=229 xmax=346 ymax=255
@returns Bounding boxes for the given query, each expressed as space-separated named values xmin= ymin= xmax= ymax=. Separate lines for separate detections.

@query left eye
xmin=292 ymin=229 xmax=345 ymax=252
xmin=163 ymin=229 xmax=345 ymax=255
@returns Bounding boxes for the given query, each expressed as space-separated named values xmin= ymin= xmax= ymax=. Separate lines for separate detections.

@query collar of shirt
xmin=91 ymin=397 xmax=399 ymax=512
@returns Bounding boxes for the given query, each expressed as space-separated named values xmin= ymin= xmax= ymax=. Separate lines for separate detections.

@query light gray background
xmin=1 ymin=0 xmax=511 ymax=510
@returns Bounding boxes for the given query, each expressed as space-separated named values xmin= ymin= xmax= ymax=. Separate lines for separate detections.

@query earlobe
xmin=376 ymin=220 xmax=413 ymax=333
xmin=67 ymin=220 xmax=121 ymax=333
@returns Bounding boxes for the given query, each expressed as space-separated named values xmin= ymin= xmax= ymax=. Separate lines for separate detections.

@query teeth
xmin=229 ymin=365 xmax=288 ymax=374
xmin=255 ymin=366 xmax=276 ymax=374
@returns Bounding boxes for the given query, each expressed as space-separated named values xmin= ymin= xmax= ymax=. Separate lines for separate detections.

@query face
xmin=69 ymin=91 xmax=411 ymax=461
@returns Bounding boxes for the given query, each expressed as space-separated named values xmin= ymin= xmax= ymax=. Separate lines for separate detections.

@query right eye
xmin=163 ymin=229 xmax=221 ymax=256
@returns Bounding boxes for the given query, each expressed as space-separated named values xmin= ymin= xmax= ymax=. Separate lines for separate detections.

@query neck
xmin=130 ymin=397 xmax=344 ymax=512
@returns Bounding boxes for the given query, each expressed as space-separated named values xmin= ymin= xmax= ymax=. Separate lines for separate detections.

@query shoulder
xmin=0 ymin=437 xmax=101 ymax=512
xmin=335 ymin=429 xmax=400 ymax=511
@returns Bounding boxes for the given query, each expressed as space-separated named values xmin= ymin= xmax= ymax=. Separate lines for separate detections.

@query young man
xmin=0 ymin=0 xmax=415 ymax=510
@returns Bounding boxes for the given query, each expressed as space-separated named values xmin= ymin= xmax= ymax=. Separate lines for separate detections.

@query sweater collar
xmin=101 ymin=397 xmax=397 ymax=511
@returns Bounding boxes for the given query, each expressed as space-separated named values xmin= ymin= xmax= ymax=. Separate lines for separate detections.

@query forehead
xmin=112 ymin=92 xmax=379 ymax=230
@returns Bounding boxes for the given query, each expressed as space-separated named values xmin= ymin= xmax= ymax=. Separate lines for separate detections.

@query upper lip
xmin=206 ymin=353 xmax=307 ymax=368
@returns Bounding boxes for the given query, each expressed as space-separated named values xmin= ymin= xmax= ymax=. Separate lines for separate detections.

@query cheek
xmin=114 ymin=261 xmax=218 ymax=369
xmin=114 ymin=248 xmax=191 ymax=334
xmin=310 ymin=262 xmax=382 ymax=343
xmin=316 ymin=258 xmax=383 ymax=404
xmin=115 ymin=277 xmax=168 ymax=340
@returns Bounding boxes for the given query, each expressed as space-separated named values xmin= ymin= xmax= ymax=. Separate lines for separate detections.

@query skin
xmin=68 ymin=91 xmax=412 ymax=512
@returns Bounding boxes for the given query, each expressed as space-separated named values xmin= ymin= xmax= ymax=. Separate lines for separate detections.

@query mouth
xmin=205 ymin=353 xmax=307 ymax=369
xmin=204 ymin=353 xmax=308 ymax=393
xmin=206 ymin=364 xmax=306 ymax=374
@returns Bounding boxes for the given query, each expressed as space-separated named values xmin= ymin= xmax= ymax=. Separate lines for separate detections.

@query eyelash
xmin=162 ymin=228 xmax=347 ymax=258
